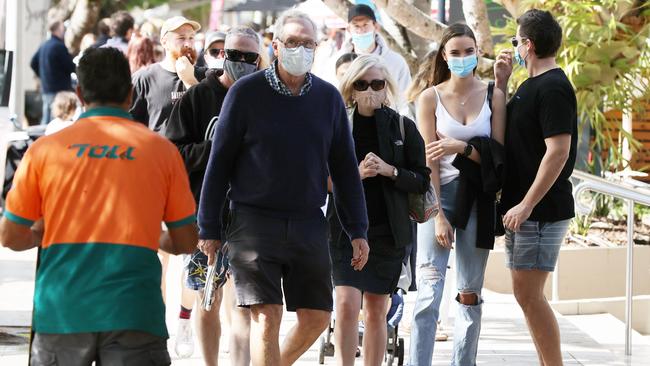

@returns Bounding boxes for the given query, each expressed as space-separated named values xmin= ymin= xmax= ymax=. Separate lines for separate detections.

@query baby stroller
xmin=317 ymin=290 xmax=406 ymax=366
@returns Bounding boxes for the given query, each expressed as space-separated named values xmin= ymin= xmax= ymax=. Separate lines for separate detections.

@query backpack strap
xmin=487 ymin=81 xmax=495 ymax=113
xmin=398 ymin=114 xmax=405 ymax=141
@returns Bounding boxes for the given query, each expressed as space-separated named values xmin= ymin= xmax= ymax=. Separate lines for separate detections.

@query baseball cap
xmin=348 ymin=4 xmax=377 ymax=22
xmin=205 ymin=31 xmax=227 ymax=48
xmin=160 ymin=16 xmax=201 ymax=39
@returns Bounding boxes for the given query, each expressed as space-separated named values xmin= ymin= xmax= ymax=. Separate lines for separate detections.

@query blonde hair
xmin=51 ymin=91 xmax=79 ymax=120
xmin=339 ymin=54 xmax=398 ymax=108
xmin=406 ymin=49 xmax=438 ymax=103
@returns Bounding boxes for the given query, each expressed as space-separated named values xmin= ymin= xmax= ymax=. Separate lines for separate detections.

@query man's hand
xmin=503 ymin=202 xmax=533 ymax=232
xmin=198 ymin=239 xmax=222 ymax=265
xmin=350 ymin=238 xmax=369 ymax=271
xmin=176 ymin=56 xmax=198 ymax=88
xmin=494 ymin=49 xmax=513 ymax=93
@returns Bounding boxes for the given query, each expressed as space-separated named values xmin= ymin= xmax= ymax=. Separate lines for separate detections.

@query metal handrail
xmin=572 ymin=169 xmax=650 ymax=212
xmin=569 ymin=169 xmax=650 ymax=356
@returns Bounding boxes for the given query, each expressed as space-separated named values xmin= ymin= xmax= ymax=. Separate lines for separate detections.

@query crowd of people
xmin=1 ymin=3 xmax=578 ymax=366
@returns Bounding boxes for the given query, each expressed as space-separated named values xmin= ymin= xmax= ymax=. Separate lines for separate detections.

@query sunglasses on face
xmin=280 ymin=38 xmax=317 ymax=50
xmin=207 ymin=48 xmax=222 ymax=57
xmin=225 ymin=49 xmax=259 ymax=64
xmin=352 ymin=79 xmax=386 ymax=92
xmin=511 ymin=37 xmax=528 ymax=48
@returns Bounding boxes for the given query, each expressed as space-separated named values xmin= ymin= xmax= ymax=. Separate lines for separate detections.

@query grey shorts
xmin=226 ymin=208 xmax=333 ymax=312
xmin=30 ymin=330 xmax=170 ymax=366
xmin=504 ymin=219 xmax=571 ymax=272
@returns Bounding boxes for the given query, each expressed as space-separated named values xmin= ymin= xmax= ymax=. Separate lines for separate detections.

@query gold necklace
xmin=459 ymin=90 xmax=473 ymax=106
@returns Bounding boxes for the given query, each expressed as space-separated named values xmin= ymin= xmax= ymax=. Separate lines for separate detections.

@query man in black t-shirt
xmin=164 ymin=26 xmax=264 ymax=366
xmin=128 ymin=15 xmax=207 ymax=360
xmin=130 ymin=16 xmax=205 ymax=133
xmin=494 ymin=9 xmax=577 ymax=366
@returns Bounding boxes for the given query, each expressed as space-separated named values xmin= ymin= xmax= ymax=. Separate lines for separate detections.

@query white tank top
xmin=433 ymin=86 xmax=492 ymax=185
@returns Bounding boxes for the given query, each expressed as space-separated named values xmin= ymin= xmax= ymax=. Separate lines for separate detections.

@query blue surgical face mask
xmin=446 ymin=55 xmax=478 ymax=78
xmin=352 ymin=31 xmax=375 ymax=52
xmin=514 ymin=44 xmax=527 ymax=66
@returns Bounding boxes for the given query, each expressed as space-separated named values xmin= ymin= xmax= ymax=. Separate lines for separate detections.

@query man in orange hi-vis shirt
xmin=0 ymin=47 xmax=198 ymax=366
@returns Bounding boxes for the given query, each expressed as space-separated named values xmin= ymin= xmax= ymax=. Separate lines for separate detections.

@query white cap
xmin=160 ymin=16 xmax=201 ymax=39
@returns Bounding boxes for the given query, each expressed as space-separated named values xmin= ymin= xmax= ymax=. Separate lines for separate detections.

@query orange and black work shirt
xmin=4 ymin=107 xmax=196 ymax=338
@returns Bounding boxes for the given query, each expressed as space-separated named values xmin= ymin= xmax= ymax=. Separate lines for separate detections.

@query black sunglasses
xmin=511 ymin=37 xmax=528 ymax=48
xmin=225 ymin=49 xmax=259 ymax=65
xmin=207 ymin=48 xmax=222 ymax=57
xmin=352 ymin=79 xmax=386 ymax=92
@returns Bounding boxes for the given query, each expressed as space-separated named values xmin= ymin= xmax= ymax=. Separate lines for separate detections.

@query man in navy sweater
xmin=30 ymin=18 xmax=76 ymax=125
xmin=197 ymin=10 xmax=369 ymax=366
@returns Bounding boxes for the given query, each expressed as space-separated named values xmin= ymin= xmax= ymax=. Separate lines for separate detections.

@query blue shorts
xmin=184 ymin=248 xmax=229 ymax=291
xmin=504 ymin=219 xmax=571 ymax=272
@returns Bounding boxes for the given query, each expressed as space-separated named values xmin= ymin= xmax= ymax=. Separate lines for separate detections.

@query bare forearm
xmin=159 ymin=226 xmax=198 ymax=255
xmin=521 ymin=150 xmax=569 ymax=208
xmin=495 ymin=78 xmax=508 ymax=96
xmin=429 ymin=161 xmax=446 ymax=218
xmin=0 ymin=218 xmax=40 ymax=251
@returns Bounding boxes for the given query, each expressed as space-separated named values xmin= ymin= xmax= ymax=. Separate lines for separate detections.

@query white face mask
xmin=353 ymin=89 xmax=386 ymax=110
xmin=206 ymin=58 xmax=224 ymax=69
xmin=279 ymin=46 xmax=314 ymax=76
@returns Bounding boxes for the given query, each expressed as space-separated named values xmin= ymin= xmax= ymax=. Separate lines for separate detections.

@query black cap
xmin=348 ymin=4 xmax=376 ymax=23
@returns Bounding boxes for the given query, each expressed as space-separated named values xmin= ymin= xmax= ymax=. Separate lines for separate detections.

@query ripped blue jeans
xmin=409 ymin=179 xmax=490 ymax=366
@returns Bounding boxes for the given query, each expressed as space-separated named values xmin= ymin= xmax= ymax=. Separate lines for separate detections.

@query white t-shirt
xmin=45 ymin=118 xmax=75 ymax=135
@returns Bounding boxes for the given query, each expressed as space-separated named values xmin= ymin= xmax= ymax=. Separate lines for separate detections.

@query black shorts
xmin=330 ymin=225 xmax=404 ymax=295
xmin=225 ymin=208 xmax=332 ymax=312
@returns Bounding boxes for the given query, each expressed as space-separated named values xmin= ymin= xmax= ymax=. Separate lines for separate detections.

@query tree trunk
xmin=405 ymin=0 xmax=433 ymax=58
xmin=462 ymin=0 xmax=495 ymax=58
xmin=374 ymin=0 xmax=447 ymax=41
xmin=493 ymin=0 xmax=523 ymax=18
xmin=64 ymin=0 xmax=102 ymax=55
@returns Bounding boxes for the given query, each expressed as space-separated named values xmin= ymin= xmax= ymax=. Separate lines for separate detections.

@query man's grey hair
xmin=226 ymin=26 xmax=261 ymax=45
xmin=273 ymin=10 xmax=317 ymax=41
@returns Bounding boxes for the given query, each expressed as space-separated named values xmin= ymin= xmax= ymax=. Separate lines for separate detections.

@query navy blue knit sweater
xmin=30 ymin=36 xmax=75 ymax=94
xmin=198 ymin=70 xmax=368 ymax=241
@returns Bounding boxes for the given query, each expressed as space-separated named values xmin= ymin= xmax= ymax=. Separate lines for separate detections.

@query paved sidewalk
xmin=2 ymin=247 xmax=650 ymax=365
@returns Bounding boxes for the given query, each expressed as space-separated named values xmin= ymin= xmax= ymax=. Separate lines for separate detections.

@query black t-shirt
xmin=130 ymin=63 xmax=207 ymax=132
xmin=353 ymin=110 xmax=389 ymax=227
xmin=501 ymin=68 xmax=577 ymax=222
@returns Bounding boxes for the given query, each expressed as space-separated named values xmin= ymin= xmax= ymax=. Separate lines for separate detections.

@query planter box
xmin=484 ymin=246 xmax=650 ymax=300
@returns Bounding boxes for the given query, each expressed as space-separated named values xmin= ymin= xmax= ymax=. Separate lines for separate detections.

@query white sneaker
xmin=175 ymin=318 xmax=194 ymax=358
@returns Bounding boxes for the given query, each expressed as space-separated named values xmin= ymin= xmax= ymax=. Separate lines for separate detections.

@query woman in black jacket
xmin=330 ymin=54 xmax=430 ymax=365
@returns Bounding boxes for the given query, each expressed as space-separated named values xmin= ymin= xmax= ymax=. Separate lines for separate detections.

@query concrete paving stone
xmin=2 ymin=248 xmax=650 ymax=365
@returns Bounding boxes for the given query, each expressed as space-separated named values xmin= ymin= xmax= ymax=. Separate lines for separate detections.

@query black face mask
xmin=223 ymin=59 xmax=257 ymax=81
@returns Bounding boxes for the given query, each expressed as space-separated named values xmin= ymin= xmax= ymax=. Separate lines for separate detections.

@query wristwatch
xmin=392 ymin=167 xmax=399 ymax=178
xmin=462 ymin=143 xmax=473 ymax=157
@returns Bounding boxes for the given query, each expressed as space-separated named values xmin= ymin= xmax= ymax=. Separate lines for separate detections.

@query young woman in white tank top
xmin=409 ymin=23 xmax=506 ymax=366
